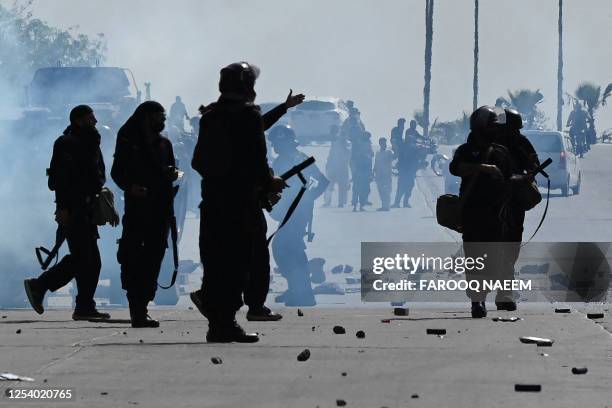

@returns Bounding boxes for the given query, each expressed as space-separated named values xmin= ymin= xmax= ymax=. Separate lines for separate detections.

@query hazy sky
xmin=16 ymin=0 xmax=612 ymax=136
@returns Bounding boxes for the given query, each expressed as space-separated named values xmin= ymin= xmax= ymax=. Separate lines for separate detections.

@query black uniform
xmin=111 ymin=113 xmax=176 ymax=321
xmin=449 ymin=134 xmax=513 ymax=302
xmin=37 ymin=125 xmax=105 ymax=313
xmin=191 ymin=97 xmax=273 ymax=324
xmin=393 ymin=137 xmax=420 ymax=208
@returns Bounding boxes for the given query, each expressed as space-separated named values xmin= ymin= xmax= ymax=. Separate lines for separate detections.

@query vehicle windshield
xmin=30 ymin=67 xmax=137 ymax=106
xmin=295 ymin=101 xmax=335 ymax=111
xmin=525 ymin=132 xmax=563 ymax=152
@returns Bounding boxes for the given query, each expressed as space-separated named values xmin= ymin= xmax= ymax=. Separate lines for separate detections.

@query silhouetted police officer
xmin=24 ymin=105 xmax=113 ymax=320
xmin=269 ymin=125 xmax=329 ymax=306
xmin=449 ymin=106 xmax=514 ymax=318
xmin=392 ymin=121 xmax=421 ymax=208
xmin=112 ymin=101 xmax=178 ymax=328
xmin=191 ymin=62 xmax=286 ymax=343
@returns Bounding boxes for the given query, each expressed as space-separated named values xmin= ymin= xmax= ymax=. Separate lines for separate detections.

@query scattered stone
xmin=15 ymin=329 xmax=21 ymax=334
xmin=411 ymin=394 xmax=419 ymax=399
xmin=297 ymin=309 xmax=304 ymax=317
xmin=356 ymin=330 xmax=366 ymax=339
xmin=341 ymin=372 xmax=347 ymax=377
xmin=333 ymin=326 xmax=346 ymax=334
xmin=358 ymin=350 xmax=365 ymax=353
xmin=540 ymin=353 xmax=549 ymax=357
xmin=572 ymin=367 xmax=588 ymax=375
xmin=188 ymin=307 xmax=193 ymax=310
xmin=336 ymin=399 xmax=347 ymax=406
xmin=519 ymin=336 xmax=554 ymax=345
xmin=587 ymin=313 xmax=604 ymax=320
xmin=211 ymin=357 xmax=223 ymax=365
xmin=297 ymin=349 xmax=311 ymax=362
xmin=1 ymin=316 xmax=6 ymax=318
xmin=160 ymin=330 xmax=164 ymax=333
xmin=0 ymin=373 xmax=34 ymax=382
xmin=555 ymin=308 xmax=570 ymax=313
xmin=311 ymin=326 xmax=316 ymax=331
xmin=138 ymin=339 xmax=143 ymax=344
xmin=536 ymin=340 xmax=553 ymax=347
xmin=380 ymin=319 xmax=390 ymax=323
xmin=101 ymin=392 xmax=108 ymax=396
xmin=426 ymin=328 xmax=446 ymax=335
xmin=43 ymin=379 xmax=48 ymax=383
xmin=515 ymin=384 xmax=541 ymax=392
xmin=122 ymin=331 xmax=127 ymax=335
xmin=393 ymin=307 xmax=409 ymax=316
xmin=492 ymin=316 xmax=520 ymax=322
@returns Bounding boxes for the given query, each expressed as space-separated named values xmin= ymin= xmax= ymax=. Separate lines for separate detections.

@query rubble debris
xmin=519 ymin=336 xmax=554 ymax=346
xmin=188 ymin=307 xmax=193 ymax=310
xmin=514 ymin=384 xmax=541 ymax=392
xmin=571 ymin=367 xmax=588 ymax=375
xmin=211 ymin=357 xmax=223 ymax=365
xmin=380 ymin=319 xmax=390 ymax=323
xmin=356 ymin=330 xmax=366 ymax=339
xmin=15 ymin=329 xmax=21 ymax=334
xmin=393 ymin=308 xmax=409 ymax=316
xmin=492 ymin=316 xmax=520 ymax=322
xmin=0 ymin=373 xmax=35 ymax=382
xmin=138 ymin=339 xmax=143 ymax=344
xmin=333 ymin=326 xmax=346 ymax=334
xmin=426 ymin=329 xmax=446 ymax=335
xmin=43 ymin=379 xmax=48 ymax=383
xmin=554 ymin=308 xmax=571 ymax=313
xmin=297 ymin=349 xmax=311 ymax=362
xmin=2 ymin=316 xmax=6 ymax=318
xmin=101 ymin=392 xmax=108 ymax=395
xmin=411 ymin=394 xmax=419 ymax=399
xmin=536 ymin=340 xmax=553 ymax=347
xmin=312 ymin=326 xmax=316 ymax=331
xmin=297 ymin=309 xmax=304 ymax=317
xmin=587 ymin=313 xmax=604 ymax=320
xmin=341 ymin=372 xmax=347 ymax=377
xmin=122 ymin=332 xmax=127 ymax=335
xmin=336 ymin=399 xmax=347 ymax=406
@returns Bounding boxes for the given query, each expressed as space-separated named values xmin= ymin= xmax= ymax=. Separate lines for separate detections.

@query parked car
xmin=523 ymin=130 xmax=581 ymax=196
xmin=288 ymin=98 xmax=350 ymax=144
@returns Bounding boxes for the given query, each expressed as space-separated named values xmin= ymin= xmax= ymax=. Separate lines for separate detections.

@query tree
xmin=422 ymin=0 xmax=434 ymax=138
xmin=473 ymin=0 xmax=479 ymax=111
xmin=430 ymin=112 xmax=470 ymax=145
xmin=556 ymin=0 xmax=564 ymax=131
xmin=570 ymin=82 xmax=612 ymax=139
xmin=496 ymin=89 xmax=548 ymax=130
xmin=0 ymin=1 xmax=106 ymax=103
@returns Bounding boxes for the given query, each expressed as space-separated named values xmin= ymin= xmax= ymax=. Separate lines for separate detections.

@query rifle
xmin=35 ymin=227 xmax=66 ymax=270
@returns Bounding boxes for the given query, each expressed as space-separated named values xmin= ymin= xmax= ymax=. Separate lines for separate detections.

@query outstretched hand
xmin=285 ymin=89 xmax=305 ymax=109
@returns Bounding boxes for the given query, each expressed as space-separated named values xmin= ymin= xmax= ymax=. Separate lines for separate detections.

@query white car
xmin=288 ymin=98 xmax=350 ymax=143
xmin=523 ymin=130 xmax=581 ymax=196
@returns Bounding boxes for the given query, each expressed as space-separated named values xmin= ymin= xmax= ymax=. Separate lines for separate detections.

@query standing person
xmin=350 ymin=131 xmax=374 ymax=211
xmin=374 ymin=137 xmax=394 ymax=211
xmin=323 ymin=125 xmax=351 ymax=208
xmin=169 ymin=96 xmax=189 ymax=132
xmin=392 ymin=122 xmax=421 ymax=208
xmin=390 ymin=118 xmax=406 ymax=155
xmin=24 ymin=105 xmax=113 ymax=320
xmin=449 ymin=106 xmax=514 ymax=318
xmin=191 ymin=62 xmax=286 ymax=343
xmin=269 ymin=125 xmax=329 ymax=306
xmin=111 ymin=101 xmax=179 ymax=328
xmin=495 ymin=108 xmax=540 ymax=311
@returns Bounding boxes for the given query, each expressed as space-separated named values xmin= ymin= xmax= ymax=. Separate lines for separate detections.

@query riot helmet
xmin=504 ymin=108 xmax=523 ymax=130
xmin=219 ymin=61 xmax=260 ymax=94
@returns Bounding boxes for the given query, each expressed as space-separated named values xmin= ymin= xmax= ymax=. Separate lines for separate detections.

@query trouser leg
xmin=244 ymin=212 xmax=270 ymax=310
xmin=403 ymin=172 xmax=416 ymax=205
xmin=338 ymin=178 xmax=348 ymax=206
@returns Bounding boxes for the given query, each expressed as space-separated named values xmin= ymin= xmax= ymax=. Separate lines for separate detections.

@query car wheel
xmin=560 ymin=175 xmax=570 ymax=197
xmin=572 ymin=172 xmax=581 ymax=195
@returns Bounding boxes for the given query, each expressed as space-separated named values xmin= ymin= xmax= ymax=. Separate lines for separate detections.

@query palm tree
xmin=423 ymin=0 xmax=434 ymax=138
xmin=473 ymin=0 xmax=479 ymax=111
xmin=496 ymin=89 xmax=546 ymax=129
xmin=571 ymin=82 xmax=612 ymax=140
xmin=556 ymin=0 xmax=563 ymax=131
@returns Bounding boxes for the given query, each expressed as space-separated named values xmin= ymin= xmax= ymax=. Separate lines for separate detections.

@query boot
xmin=471 ymin=302 xmax=487 ymax=318
xmin=24 ymin=278 xmax=46 ymax=315
xmin=206 ymin=320 xmax=259 ymax=343
xmin=495 ymin=301 xmax=517 ymax=311
xmin=247 ymin=306 xmax=282 ymax=322
xmin=72 ymin=309 xmax=111 ymax=321
xmin=129 ymin=298 xmax=159 ymax=328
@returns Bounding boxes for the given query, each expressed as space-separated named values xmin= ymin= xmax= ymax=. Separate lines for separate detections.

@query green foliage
xmin=430 ymin=111 xmax=470 ymax=145
xmin=0 ymin=1 xmax=106 ymax=91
